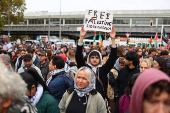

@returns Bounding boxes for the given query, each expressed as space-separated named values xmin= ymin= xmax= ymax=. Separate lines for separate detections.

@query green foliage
xmin=0 ymin=0 xmax=26 ymax=31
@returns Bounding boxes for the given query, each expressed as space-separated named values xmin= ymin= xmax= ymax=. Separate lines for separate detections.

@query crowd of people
xmin=0 ymin=25 xmax=170 ymax=113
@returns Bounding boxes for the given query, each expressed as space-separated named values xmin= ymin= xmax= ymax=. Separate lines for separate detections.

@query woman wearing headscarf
xmin=129 ymin=68 xmax=170 ymax=113
xmin=20 ymin=67 xmax=60 ymax=113
xmin=59 ymin=67 xmax=107 ymax=113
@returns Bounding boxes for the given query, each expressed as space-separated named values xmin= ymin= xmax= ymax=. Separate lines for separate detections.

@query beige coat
xmin=59 ymin=91 xmax=107 ymax=113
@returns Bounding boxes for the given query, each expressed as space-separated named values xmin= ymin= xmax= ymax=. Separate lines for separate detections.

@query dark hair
xmin=125 ymin=73 xmax=140 ymax=95
xmin=89 ymin=51 xmax=100 ymax=58
xmin=27 ymin=49 xmax=34 ymax=54
xmin=52 ymin=55 xmax=65 ymax=69
xmin=20 ymin=67 xmax=52 ymax=94
xmin=144 ymin=80 xmax=170 ymax=100
xmin=149 ymin=47 xmax=157 ymax=54
xmin=135 ymin=47 xmax=141 ymax=53
xmin=20 ymin=49 xmax=26 ymax=53
xmin=0 ymin=50 xmax=7 ymax=54
xmin=161 ymin=50 xmax=169 ymax=56
xmin=46 ymin=49 xmax=52 ymax=61
xmin=154 ymin=57 xmax=169 ymax=74
xmin=125 ymin=51 xmax=139 ymax=66
xmin=146 ymin=54 xmax=155 ymax=61
xmin=117 ymin=46 xmax=124 ymax=57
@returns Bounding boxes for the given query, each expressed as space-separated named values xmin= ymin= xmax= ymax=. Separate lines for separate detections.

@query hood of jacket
xmin=87 ymin=50 xmax=103 ymax=68
xmin=32 ymin=54 xmax=36 ymax=62
xmin=114 ymin=58 xmax=121 ymax=71
xmin=129 ymin=68 xmax=170 ymax=113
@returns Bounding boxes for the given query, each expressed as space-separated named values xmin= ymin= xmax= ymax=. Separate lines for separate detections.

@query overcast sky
xmin=26 ymin=0 xmax=170 ymax=12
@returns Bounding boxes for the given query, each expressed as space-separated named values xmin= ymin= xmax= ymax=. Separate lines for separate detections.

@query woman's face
xmin=142 ymin=91 xmax=170 ymax=113
xmin=154 ymin=60 xmax=160 ymax=70
xmin=26 ymin=85 xmax=36 ymax=98
xmin=76 ymin=70 xmax=89 ymax=89
xmin=11 ymin=52 xmax=15 ymax=57
xmin=140 ymin=62 xmax=148 ymax=73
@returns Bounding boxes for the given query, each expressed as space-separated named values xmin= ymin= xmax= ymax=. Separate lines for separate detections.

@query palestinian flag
xmin=154 ymin=33 xmax=159 ymax=49
xmin=92 ymin=17 xmax=97 ymax=20
xmin=161 ymin=36 xmax=165 ymax=47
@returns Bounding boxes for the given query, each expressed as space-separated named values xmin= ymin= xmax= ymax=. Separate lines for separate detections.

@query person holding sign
xmin=75 ymin=25 xmax=117 ymax=98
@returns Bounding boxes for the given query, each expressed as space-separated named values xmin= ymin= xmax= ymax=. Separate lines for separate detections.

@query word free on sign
xmin=84 ymin=9 xmax=113 ymax=32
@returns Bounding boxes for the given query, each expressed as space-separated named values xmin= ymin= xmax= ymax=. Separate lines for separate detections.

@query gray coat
xmin=18 ymin=64 xmax=44 ymax=81
xmin=59 ymin=91 xmax=107 ymax=113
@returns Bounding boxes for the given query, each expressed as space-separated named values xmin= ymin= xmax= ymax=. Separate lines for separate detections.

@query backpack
xmin=62 ymin=72 xmax=74 ymax=89
xmin=107 ymin=69 xmax=118 ymax=100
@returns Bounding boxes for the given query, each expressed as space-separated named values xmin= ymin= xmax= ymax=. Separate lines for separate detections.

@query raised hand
xmin=80 ymin=25 xmax=88 ymax=39
xmin=107 ymin=26 xmax=116 ymax=40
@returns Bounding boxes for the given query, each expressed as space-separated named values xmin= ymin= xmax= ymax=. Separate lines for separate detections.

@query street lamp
xmin=59 ymin=0 xmax=61 ymax=40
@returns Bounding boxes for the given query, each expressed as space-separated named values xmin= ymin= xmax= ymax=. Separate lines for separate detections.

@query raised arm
xmin=102 ymin=27 xmax=117 ymax=74
xmin=75 ymin=25 xmax=88 ymax=68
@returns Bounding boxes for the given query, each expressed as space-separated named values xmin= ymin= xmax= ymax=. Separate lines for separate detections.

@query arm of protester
xmin=78 ymin=25 xmax=88 ymax=45
xmin=108 ymin=26 xmax=116 ymax=47
xmin=102 ymin=27 xmax=117 ymax=74
xmin=75 ymin=25 xmax=88 ymax=68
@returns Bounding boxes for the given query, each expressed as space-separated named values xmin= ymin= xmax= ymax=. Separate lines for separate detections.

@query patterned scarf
xmin=30 ymin=83 xmax=43 ymax=106
xmin=46 ymin=68 xmax=65 ymax=86
xmin=74 ymin=67 xmax=95 ymax=97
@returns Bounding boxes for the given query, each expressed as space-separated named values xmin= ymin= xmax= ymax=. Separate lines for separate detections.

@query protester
xmin=139 ymin=59 xmax=152 ymax=73
xmin=46 ymin=55 xmax=67 ymax=104
xmin=115 ymin=51 xmax=140 ymax=98
xmin=20 ymin=67 xmax=60 ymax=113
xmin=59 ymin=67 xmax=107 ymax=113
xmin=154 ymin=57 xmax=169 ymax=75
xmin=129 ymin=68 xmax=170 ymax=113
xmin=0 ymin=54 xmax=13 ymax=71
xmin=75 ymin=25 xmax=117 ymax=98
xmin=46 ymin=49 xmax=53 ymax=62
xmin=148 ymin=47 xmax=157 ymax=56
xmin=15 ymin=49 xmax=26 ymax=71
xmin=0 ymin=62 xmax=37 ymax=113
xmin=135 ymin=47 xmax=143 ymax=60
xmin=36 ymin=51 xmax=49 ymax=81
xmin=11 ymin=51 xmax=17 ymax=62
xmin=28 ymin=49 xmax=39 ymax=65
xmin=114 ymin=73 xmax=139 ymax=113
xmin=113 ymin=46 xmax=125 ymax=72
xmin=18 ymin=54 xmax=44 ymax=80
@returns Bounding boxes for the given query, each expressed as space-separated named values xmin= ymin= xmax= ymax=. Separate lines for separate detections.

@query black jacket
xmin=75 ymin=44 xmax=117 ymax=98
xmin=115 ymin=66 xmax=140 ymax=97
xmin=36 ymin=61 xmax=49 ymax=81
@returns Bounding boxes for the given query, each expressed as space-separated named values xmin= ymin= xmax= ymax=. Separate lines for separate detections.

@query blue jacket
xmin=48 ymin=71 xmax=67 ymax=104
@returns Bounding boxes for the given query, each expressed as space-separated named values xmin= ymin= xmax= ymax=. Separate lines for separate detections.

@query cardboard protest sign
xmin=84 ymin=9 xmax=113 ymax=32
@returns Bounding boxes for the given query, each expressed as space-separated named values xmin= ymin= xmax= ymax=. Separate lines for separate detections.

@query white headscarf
xmin=74 ymin=66 xmax=95 ymax=97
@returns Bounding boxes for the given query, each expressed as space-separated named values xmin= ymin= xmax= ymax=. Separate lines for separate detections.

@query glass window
xmin=113 ymin=18 xmax=130 ymax=24
xmin=65 ymin=18 xmax=83 ymax=24
xmin=132 ymin=18 xmax=156 ymax=25
xmin=158 ymin=18 xmax=170 ymax=25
